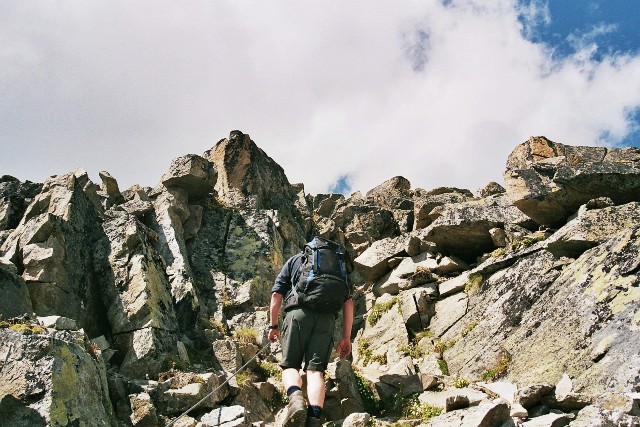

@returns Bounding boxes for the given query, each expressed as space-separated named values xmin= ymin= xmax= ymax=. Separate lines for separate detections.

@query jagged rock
xmin=0 ymin=328 xmax=115 ymax=427
xmin=324 ymin=360 xmax=365 ymax=420
xmin=419 ymin=194 xmax=537 ymax=261
xmin=569 ymin=405 xmax=640 ymax=426
xmin=544 ymin=202 xmax=640 ymax=258
xmin=478 ymin=381 xmax=518 ymax=404
xmin=511 ymin=403 xmax=528 ymax=418
xmin=445 ymin=394 xmax=471 ymax=412
xmin=438 ymin=271 xmax=471 ymax=298
xmin=422 ymin=400 xmax=510 ymax=427
xmin=353 ymin=234 xmax=419 ymax=282
xmin=479 ymin=181 xmax=506 ymax=198
xmin=120 ymin=199 xmax=154 ymax=217
xmin=522 ymin=412 xmax=572 ymax=426
xmin=200 ymin=405 xmax=247 ymax=427
xmin=594 ymin=392 xmax=640 ymax=415
xmin=129 ymin=392 xmax=159 ymax=426
xmin=398 ymin=286 xmax=436 ymax=333
xmin=0 ymin=176 xmax=42 ymax=231
xmin=212 ymin=340 xmax=243 ymax=373
xmin=515 ymin=384 xmax=555 ymax=409
xmin=0 ymin=258 xmax=32 ymax=318
xmin=151 ymin=187 xmax=200 ymax=329
xmin=231 ymin=385 xmax=274 ymax=424
xmin=366 ymin=176 xmax=412 ymax=208
xmin=313 ymin=193 xmax=345 ymax=217
xmin=160 ymin=154 xmax=217 ymax=198
xmin=0 ymin=169 xmax=109 ymax=337
xmin=504 ymin=136 xmax=640 ymax=227
xmin=378 ymin=356 xmax=423 ymax=397
xmin=413 ymin=188 xmax=473 ymax=230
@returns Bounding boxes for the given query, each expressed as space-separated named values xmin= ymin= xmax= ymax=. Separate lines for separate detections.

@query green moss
xmin=399 ymin=344 xmax=424 ymax=359
xmin=413 ymin=329 xmax=434 ymax=341
xmin=354 ymin=370 xmax=382 ymax=415
xmin=232 ymin=328 xmax=258 ymax=345
xmin=491 ymin=247 xmax=507 ymax=258
xmin=464 ymin=273 xmax=483 ymax=294
xmin=235 ymin=371 xmax=256 ymax=389
xmin=460 ymin=321 xmax=478 ymax=338
xmin=437 ymin=358 xmax=450 ymax=376
xmin=368 ymin=297 xmax=398 ymax=326
xmin=209 ymin=318 xmax=226 ymax=334
xmin=357 ymin=339 xmax=386 ymax=366
xmin=9 ymin=323 xmax=45 ymax=334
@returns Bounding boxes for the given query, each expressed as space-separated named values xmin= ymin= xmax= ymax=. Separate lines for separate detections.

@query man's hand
xmin=268 ymin=328 xmax=280 ymax=342
xmin=336 ymin=337 xmax=351 ymax=359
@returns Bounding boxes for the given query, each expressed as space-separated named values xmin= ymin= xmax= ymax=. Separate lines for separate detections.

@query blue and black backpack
xmin=284 ymin=237 xmax=353 ymax=313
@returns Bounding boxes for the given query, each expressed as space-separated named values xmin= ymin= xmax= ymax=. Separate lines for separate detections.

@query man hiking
xmin=268 ymin=237 xmax=354 ymax=427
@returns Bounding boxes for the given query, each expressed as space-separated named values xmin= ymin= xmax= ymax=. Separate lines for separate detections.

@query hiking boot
xmin=283 ymin=390 xmax=307 ymax=427
xmin=305 ymin=416 xmax=322 ymax=427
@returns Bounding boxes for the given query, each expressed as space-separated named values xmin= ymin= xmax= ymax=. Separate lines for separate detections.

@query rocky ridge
xmin=1 ymin=132 xmax=639 ymax=427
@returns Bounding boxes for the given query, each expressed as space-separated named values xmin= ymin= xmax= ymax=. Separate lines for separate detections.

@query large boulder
xmin=413 ymin=187 xmax=474 ymax=230
xmin=160 ymin=154 xmax=217 ymax=199
xmin=0 ymin=328 xmax=115 ymax=427
xmin=419 ymin=194 xmax=537 ymax=261
xmin=0 ymin=259 xmax=32 ymax=318
xmin=504 ymin=136 xmax=640 ymax=227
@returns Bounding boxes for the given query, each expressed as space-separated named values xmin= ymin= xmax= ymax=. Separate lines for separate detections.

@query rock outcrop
xmin=504 ymin=136 xmax=640 ymax=227
xmin=1 ymin=133 xmax=640 ymax=426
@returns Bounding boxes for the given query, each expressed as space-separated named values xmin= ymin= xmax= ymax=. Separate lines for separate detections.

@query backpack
xmin=284 ymin=237 xmax=353 ymax=313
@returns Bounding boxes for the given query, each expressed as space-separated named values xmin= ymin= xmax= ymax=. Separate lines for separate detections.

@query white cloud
xmin=1 ymin=0 xmax=639 ymax=196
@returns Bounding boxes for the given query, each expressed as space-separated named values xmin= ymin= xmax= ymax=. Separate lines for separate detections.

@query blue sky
xmin=1 ymin=1 xmax=640 ymax=195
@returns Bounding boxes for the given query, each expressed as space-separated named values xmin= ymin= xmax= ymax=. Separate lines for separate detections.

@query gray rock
xmin=429 ymin=293 xmax=469 ymax=338
xmin=399 ymin=286 xmax=436 ymax=333
xmin=445 ymin=394 xmax=470 ymax=412
xmin=213 ymin=340 xmax=243 ymax=373
xmin=522 ymin=412 xmax=571 ymax=427
xmin=0 ymin=259 xmax=32 ymax=318
xmin=160 ymin=154 xmax=217 ymax=198
xmin=37 ymin=315 xmax=78 ymax=331
xmin=422 ymin=400 xmax=510 ymax=427
xmin=569 ymin=405 xmax=640 ymax=427
xmin=354 ymin=234 xmax=413 ymax=282
xmin=504 ymin=136 xmax=640 ymax=227
xmin=413 ymin=188 xmax=473 ymax=230
xmin=419 ymin=194 xmax=537 ymax=261
xmin=342 ymin=412 xmax=372 ymax=427
xmin=479 ymin=181 xmax=506 ymax=198
xmin=129 ymin=392 xmax=159 ymax=427
xmin=0 ymin=175 xmax=42 ymax=231
xmin=0 ymin=328 xmax=115 ymax=427
xmin=515 ymin=384 xmax=555 ymax=409
xmin=200 ymin=405 xmax=247 ymax=427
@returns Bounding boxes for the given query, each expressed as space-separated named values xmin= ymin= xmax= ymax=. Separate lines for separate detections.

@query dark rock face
xmin=504 ymin=136 xmax=640 ymax=227
xmin=0 ymin=176 xmax=42 ymax=231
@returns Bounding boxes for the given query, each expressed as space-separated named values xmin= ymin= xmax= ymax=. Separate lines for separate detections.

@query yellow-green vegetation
xmin=481 ymin=353 xmax=511 ymax=381
xmin=437 ymin=358 xmax=450 ymax=376
xmin=453 ymin=377 xmax=470 ymax=388
xmin=510 ymin=235 xmax=546 ymax=252
xmin=433 ymin=338 xmax=454 ymax=355
xmin=460 ymin=321 xmax=478 ymax=338
xmin=368 ymin=297 xmax=398 ymax=326
xmin=209 ymin=318 xmax=226 ymax=335
xmin=357 ymin=339 xmax=387 ymax=366
xmin=398 ymin=393 xmax=443 ymax=422
xmin=232 ymin=327 xmax=258 ymax=345
xmin=354 ymin=370 xmax=382 ymax=415
xmin=491 ymin=247 xmax=507 ymax=258
xmin=464 ymin=272 xmax=483 ymax=294
xmin=255 ymin=361 xmax=282 ymax=382
xmin=9 ymin=323 xmax=46 ymax=334
xmin=399 ymin=343 xmax=424 ymax=359
xmin=235 ymin=371 xmax=257 ymax=389
xmin=413 ymin=329 xmax=434 ymax=341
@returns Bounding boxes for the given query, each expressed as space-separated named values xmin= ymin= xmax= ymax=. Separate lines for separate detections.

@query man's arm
xmin=336 ymin=298 xmax=354 ymax=359
xmin=268 ymin=292 xmax=283 ymax=342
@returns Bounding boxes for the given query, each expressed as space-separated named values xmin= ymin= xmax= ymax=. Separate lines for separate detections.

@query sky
xmin=1 ymin=0 xmax=640 ymax=196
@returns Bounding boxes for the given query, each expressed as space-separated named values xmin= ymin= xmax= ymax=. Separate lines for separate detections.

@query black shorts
xmin=280 ymin=307 xmax=336 ymax=372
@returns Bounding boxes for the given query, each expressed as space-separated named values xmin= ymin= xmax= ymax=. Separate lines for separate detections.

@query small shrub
xmin=510 ymin=235 xmax=545 ymax=252
xmin=413 ymin=329 xmax=434 ymax=341
xmin=265 ymin=388 xmax=285 ymax=412
xmin=9 ymin=323 xmax=45 ymax=334
xmin=432 ymin=338 xmax=453 ymax=355
xmin=481 ymin=353 xmax=511 ymax=381
xmin=232 ymin=328 xmax=258 ymax=345
xmin=368 ymin=297 xmax=398 ymax=326
xmin=209 ymin=318 xmax=226 ymax=334
xmin=235 ymin=371 xmax=256 ymax=389
xmin=255 ymin=361 xmax=282 ymax=382
xmin=491 ymin=247 xmax=507 ymax=258
xmin=399 ymin=344 xmax=424 ymax=359
xmin=398 ymin=393 xmax=443 ymax=422
xmin=357 ymin=339 xmax=386 ymax=366
xmin=453 ymin=377 xmax=470 ymax=388
xmin=370 ymin=353 xmax=387 ymax=365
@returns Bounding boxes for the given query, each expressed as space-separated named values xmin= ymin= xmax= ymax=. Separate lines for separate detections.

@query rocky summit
xmin=1 ymin=131 xmax=639 ymax=427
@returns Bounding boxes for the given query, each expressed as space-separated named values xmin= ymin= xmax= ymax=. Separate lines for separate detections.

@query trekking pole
xmin=165 ymin=340 xmax=273 ymax=427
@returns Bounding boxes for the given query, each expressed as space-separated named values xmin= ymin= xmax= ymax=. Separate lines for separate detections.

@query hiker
xmin=268 ymin=237 xmax=354 ymax=427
